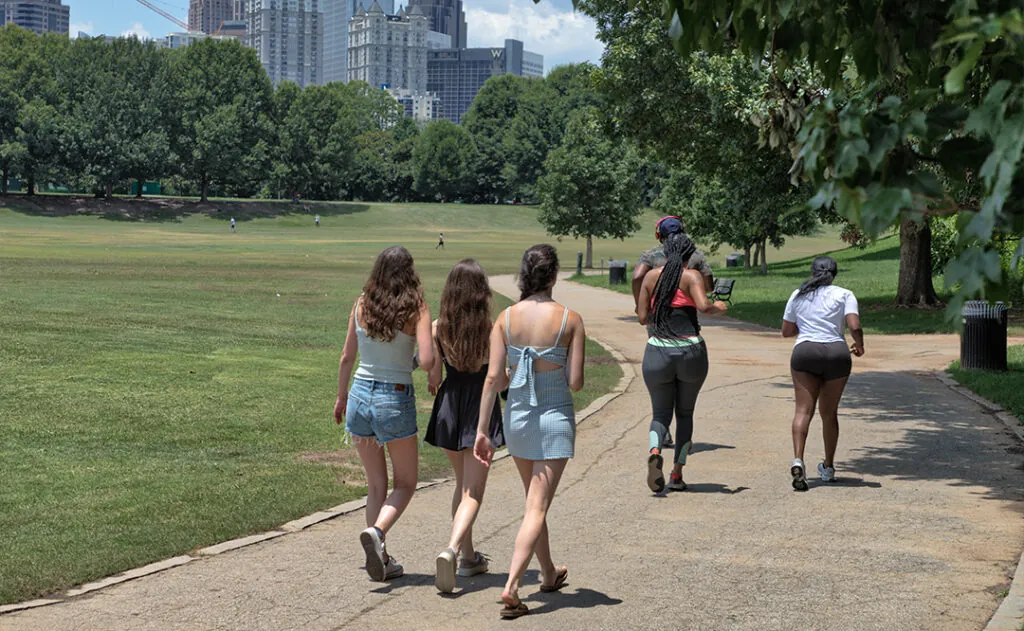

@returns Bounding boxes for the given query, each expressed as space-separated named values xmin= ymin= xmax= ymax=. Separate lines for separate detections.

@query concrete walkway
xmin=4 ymin=276 xmax=1024 ymax=631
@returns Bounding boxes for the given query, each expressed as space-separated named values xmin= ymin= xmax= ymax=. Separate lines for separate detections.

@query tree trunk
xmin=752 ymin=241 xmax=761 ymax=271
xmin=896 ymin=217 xmax=939 ymax=306
xmin=105 ymin=181 xmax=113 ymax=199
xmin=26 ymin=175 xmax=34 ymax=196
xmin=585 ymin=236 xmax=593 ymax=269
xmin=136 ymin=177 xmax=144 ymax=198
xmin=200 ymin=177 xmax=209 ymax=203
xmin=744 ymin=243 xmax=752 ymax=270
xmin=760 ymin=237 xmax=769 ymax=275
xmin=1 ymin=166 xmax=7 ymax=194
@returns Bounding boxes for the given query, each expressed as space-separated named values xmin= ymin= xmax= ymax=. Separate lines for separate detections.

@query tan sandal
xmin=539 ymin=567 xmax=568 ymax=592
xmin=500 ymin=600 xmax=529 ymax=619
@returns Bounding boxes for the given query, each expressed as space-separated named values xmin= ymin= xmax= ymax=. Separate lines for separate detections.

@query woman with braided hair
xmin=782 ymin=256 xmax=864 ymax=491
xmin=637 ymin=232 xmax=728 ymax=493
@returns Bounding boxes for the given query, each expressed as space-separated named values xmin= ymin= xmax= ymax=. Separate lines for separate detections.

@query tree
xmin=599 ymin=0 xmax=1024 ymax=310
xmin=538 ymin=108 xmax=644 ymax=267
xmin=412 ymin=120 xmax=477 ymax=202
xmin=463 ymin=74 xmax=532 ymax=202
xmin=166 ymin=39 xmax=272 ymax=202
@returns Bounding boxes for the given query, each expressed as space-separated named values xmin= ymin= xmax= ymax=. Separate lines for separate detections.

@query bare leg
xmin=791 ymin=370 xmax=823 ymax=462
xmin=817 ymin=377 xmax=849 ymax=468
xmin=372 ymin=435 xmax=418 ymax=536
xmin=446 ymin=450 xmax=489 ymax=558
xmin=501 ymin=457 xmax=567 ymax=607
xmin=444 ymin=449 xmax=465 ymax=543
xmin=354 ymin=437 xmax=388 ymax=528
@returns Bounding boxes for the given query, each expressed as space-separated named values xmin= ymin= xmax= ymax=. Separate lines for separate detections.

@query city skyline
xmin=61 ymin=0 xmax=601 ymax=72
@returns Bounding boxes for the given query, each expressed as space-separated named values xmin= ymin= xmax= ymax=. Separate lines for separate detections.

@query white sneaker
xmin=791 ymin=458 xmax=808 ymax=492
xmin=457 ymin=551 xmax=489 ymax=577
xmin=435 ymin=548 xmax=457 ymax=593
xmin=383 ymin=556 xmax=404 ymax=580
xmin=360 ymin=527 xmax=386 ymax=581
xmin=818 ymin=462 xmax=836 ymax=483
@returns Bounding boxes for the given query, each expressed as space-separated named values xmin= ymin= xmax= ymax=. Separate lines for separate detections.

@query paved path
xmin=4 ymin=276 xmax=1024 ymax=631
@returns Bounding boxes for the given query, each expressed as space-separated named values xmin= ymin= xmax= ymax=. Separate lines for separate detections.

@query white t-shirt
xmin=783 ymin=284 xmax=859 ymax=345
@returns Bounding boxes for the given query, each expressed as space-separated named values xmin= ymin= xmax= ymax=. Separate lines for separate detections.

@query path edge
xmin=0 ymin=336 xmax=632 ymax=617
xmin=934 ymin=369 xmax=1024 ymax=630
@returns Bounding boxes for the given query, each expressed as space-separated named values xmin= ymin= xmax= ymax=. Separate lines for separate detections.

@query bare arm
xmin=414 ymin=302 xmax=434 ymax=372
xmin=703 ymin=271 xmax=715 ymax=293
xmin=684 ymin=269 xmax=728 ymax=315
xmin=636 ymin=268 xmax=659 ymax=325
xmin=632 ymin=263 xmax=651 ymax=310
xmin=474 ymin=316 xmax=509 ymax=466
xmin=427 ymin=320 xmax=443 ymax=395
xmin=333 ymin=304 xmax=359 ymax=425
xmin=565 ymin=312 xmax=586 ymax=392
xmin=781 ymin=320 xmax=799 ymax=338
xmin=846 ymin=313 xmax=865 ymax=356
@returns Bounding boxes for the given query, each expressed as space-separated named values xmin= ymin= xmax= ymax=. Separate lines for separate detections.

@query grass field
xmin=949 ymin=346 xmax=1024 ymax=423
xmin=0 ymin=199 xmax=627 ymax=605
xmin=571 ymin=234 xmax=1024 ymax=337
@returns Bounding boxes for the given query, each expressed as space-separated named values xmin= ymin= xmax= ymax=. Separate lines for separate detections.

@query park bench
xmin=711 ymin=278 xmax=735 ymax=304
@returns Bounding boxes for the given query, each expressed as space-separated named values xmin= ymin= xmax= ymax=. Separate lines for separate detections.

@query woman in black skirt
xmin=427 ymin=259 xmax=505 ymax=593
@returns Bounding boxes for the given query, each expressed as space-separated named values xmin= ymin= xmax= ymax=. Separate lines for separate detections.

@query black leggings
xmin=642 ymin=342 xmax=709 ymax=465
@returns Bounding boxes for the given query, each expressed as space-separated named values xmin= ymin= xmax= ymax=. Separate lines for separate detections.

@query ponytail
xmin=798 ymin=256 xmax=838 ymax=297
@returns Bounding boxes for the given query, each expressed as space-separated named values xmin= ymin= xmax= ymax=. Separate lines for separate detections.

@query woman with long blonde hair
xmin=427 ymin=259 xmax=505 ymax=593
xmin=334 ymin=246 xmax=434 ymax=582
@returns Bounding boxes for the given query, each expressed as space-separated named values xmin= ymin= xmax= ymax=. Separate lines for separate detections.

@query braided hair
xmin=650 ymin=232 xmax=697 ymax=338
xmin=797 ymin=256 xmax=839 ymax=298
xmin=517 ymin=244 xmax=559 ymax=300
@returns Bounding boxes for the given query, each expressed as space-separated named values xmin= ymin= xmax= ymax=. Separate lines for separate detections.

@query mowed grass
xmin=0 ymin=201 xmax=621 ymax=604
xmin=571 ymin=234 xmax=1024 ymax=336
xmin=949 ymin=345 xmax=1024 ymax=423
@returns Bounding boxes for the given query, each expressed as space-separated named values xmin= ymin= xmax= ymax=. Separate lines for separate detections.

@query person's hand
xmin=473 ymin=433 xmax=494 ymax=467
xmin=851 ymin=343 xmax=865 ymax=357
xmin=428 ymin=377 xmax=441 ymax=396
xmin=713 ymin=300 xmax=729 ymax=313
xmin=333 ymin=396 xmax=347 ymax=425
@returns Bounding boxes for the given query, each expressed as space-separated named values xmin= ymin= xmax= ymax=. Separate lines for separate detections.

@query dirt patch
xmin=585 ymin=355 xmax=618 ymax=366
xmin=298 ymin=450 xmax=366 ymax=487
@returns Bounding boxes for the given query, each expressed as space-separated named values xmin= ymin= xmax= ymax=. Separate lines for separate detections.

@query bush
xmin=931 ymin=214 xmax=960 ymax=275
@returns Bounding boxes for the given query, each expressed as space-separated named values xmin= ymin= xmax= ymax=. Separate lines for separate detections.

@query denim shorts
xmin=346 ymin=378 xmax=418 ymax=444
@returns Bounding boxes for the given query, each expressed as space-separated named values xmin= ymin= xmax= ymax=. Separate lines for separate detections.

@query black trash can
xmin=726 ymin=253 xmax=744 ymax=268
xmin=608 ymin=260 xmax=627 ymax=285
xmin=960 ymin=300 xmax=1009 ymax=371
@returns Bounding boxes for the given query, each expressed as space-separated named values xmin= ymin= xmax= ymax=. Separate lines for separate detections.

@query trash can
xmin=608 ymin=260 xmax=628 ymax=285
xmin=960 ymin=300 xmax=1009 ymax=371
xmin=726 ymin=253 xmax=744 ymax=268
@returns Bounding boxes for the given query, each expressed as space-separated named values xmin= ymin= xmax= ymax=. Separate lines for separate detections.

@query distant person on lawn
xmin=474 ymin=244 xmax=586 ymax=619
xmin=633 ymin=216 xmax=714 ymax=450
xmin=436 ymin=232 xmax=445 ymax=249
xmin=427 ymin=259 xmax=505 ymax=594
xmin=782 ymin=256 xmax=864 ymax=491
xmin=230 ymin=217 xmax=235 ymax=232
xmin=315 ymin=214 xmax=320 ymax=227
xmin=334 ymin=246 xmax=435 ymax=581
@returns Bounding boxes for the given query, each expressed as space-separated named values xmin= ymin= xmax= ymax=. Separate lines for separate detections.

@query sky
xmin=68 ymin=0 xmax=605 ymax=72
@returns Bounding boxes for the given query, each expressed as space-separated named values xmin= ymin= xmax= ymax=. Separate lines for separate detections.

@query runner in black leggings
xmin=637 ymin=233 xmax=728 ymax=493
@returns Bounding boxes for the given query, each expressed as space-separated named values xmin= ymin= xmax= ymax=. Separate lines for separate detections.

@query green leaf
xmin=777 ymin=0 xmax=794 ymax=19
xmin=861 ymin=186 xmax=911 ymax=233
xmin=945 ymin=39 xmax=985 ymax=95
xmin=834 ymin=137 xmax=869 ymax=178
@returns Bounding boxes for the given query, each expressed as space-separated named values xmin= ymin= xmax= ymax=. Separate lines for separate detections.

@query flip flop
xmin=500 ymin=601 xmax=529 ymax=619
xmin=539 ymin=567 xmax=568 ymax=593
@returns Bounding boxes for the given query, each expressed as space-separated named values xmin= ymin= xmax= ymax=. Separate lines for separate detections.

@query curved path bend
xmin=3 ymin=276 xmax=1023 ymax=631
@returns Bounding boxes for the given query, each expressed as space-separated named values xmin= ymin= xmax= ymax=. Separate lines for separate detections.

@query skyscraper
xmin=188 ymin=0 xmax=235 ymax=34
xmin=427 ymin=39 xmax=543 ymax=124
xmin=348 ymin=3 xmax=428 ymax=91
xmin=247 ymin=0 xmax=324 ymax=86
xmin=322 ymin=0 xmax=394 ymax=84
xmin=405 ymin=0 xmax=464 ymax=49
xmin=1 ymin=0 xmax=69 ymax=35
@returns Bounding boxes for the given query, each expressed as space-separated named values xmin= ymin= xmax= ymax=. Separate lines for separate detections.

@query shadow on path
xmin=524 ymin=587 xmax=623 ymax=616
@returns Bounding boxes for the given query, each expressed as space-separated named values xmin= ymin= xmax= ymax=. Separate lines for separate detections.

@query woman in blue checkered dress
xmin=473 ymin=244 xmax=587 ymax=619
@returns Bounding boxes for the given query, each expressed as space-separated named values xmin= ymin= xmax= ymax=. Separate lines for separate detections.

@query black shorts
xmin=790 ymin=341 xmax=852 ymax=381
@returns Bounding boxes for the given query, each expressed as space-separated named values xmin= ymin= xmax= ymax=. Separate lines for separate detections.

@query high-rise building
xmin=388 ymin=88 xmax=441 ymax=123
xmin=427 ymin=39 xmax=543 ymax=124
xmin=322 ymin=0 xmax=394 ymax=84
xmin=425 ymin=29 xmax=449 ymax=49
xmin=189 ymin=0 xmax=235 ymax=34
xmin=247 ymin=0 xmax=323 ymax=86
xmin=1 ymin=0 xmax=69 ymax=35
xmin=348 ymin=3 xmax=427 ymax=91
xmin=405 ymin=0 xmax=464 ymax=48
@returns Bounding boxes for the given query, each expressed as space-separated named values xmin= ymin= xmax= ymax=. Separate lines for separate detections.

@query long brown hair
xmin=360 ymin=246 xmax=423 ymax=342
xmin=437 ymin=259 xmax=492 ymax=372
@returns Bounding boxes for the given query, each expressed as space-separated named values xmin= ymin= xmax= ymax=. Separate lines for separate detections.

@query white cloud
xmin=466 ymin=0 xmax=604 ymax=72
xmin=69 ymin=22 xmax=94 ymax=38
xmin=121 ymin=22 xmax=151 ymax=39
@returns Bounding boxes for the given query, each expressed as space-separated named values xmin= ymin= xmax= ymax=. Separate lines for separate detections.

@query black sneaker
xmin=647 ymin=452 xmax=665 ymax=493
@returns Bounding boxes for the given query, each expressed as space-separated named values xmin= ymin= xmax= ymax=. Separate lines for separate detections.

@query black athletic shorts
xmin=790 ymin=341 xmax=852 ymax=381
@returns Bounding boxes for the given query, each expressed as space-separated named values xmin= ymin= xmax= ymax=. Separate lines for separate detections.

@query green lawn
xmin=0 ymin=201 xmax=619 ymax=604
xmin=571 ymin=235 xmax=1024 ymax=336
xmin=949 ymin=345 xmax=1024 ymax=423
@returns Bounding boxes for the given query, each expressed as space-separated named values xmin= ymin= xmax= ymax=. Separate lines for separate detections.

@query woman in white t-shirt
xmin=781 ymin=256 xmax=865 ymax=491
